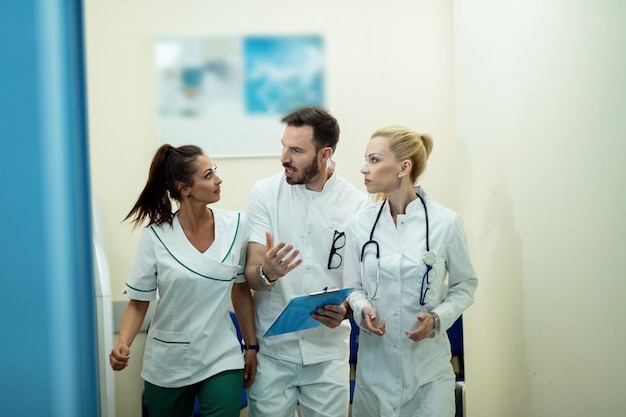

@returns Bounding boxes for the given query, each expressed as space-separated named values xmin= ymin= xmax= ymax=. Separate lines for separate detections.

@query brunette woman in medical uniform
xmin=344 ymin=127 xmax=478 ymax=417
xmin=109 ymin=144 xmax=257 ymax=417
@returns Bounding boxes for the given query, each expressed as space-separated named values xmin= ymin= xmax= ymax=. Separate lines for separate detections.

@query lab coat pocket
xmin=326 ymin=224 xmax=346 ymax=272
xmin=148 ymin=329 xmax=192 ymax=377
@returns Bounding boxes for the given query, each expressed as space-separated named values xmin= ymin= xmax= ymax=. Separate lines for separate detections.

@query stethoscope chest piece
xmin=423 ymin=251 xmax=436 ymax=267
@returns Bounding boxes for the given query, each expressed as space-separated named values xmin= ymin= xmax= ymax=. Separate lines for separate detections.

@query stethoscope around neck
xmin=360 ymin=192 xmax=436 ymax=304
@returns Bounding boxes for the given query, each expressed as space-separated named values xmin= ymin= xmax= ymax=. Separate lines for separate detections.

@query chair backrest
xmin=447 ymin=315 xmax=465 ymax=382
xmin=229 ymin=311 xmax=244 ymax=351
xmin=447 ymin=315 xmax=464 ymax=357
xmin=349 ymin=317 xmax=359 ymax=364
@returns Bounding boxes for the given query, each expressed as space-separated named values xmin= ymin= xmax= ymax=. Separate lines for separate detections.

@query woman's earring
xmin=398 ymin=173 xmax=402 ymax=178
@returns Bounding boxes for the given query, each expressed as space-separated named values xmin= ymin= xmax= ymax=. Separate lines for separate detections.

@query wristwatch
xmin=244 ymin=344 xmax=259 ymax=352
xmin=259 ymin=265 xmax=275 ymax=287
xmin=429 ymin=311 xmax=440 ymax=331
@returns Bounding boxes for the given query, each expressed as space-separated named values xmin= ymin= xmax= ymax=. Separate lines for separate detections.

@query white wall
xmin=454 ymin=1 xmax=626 ymax=416
xmin=84 ymin=1 xmax=457 ymax=415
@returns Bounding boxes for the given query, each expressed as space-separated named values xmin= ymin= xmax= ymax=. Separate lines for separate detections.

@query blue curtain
xmin=0 ymin=0 xmax=99 ymax=415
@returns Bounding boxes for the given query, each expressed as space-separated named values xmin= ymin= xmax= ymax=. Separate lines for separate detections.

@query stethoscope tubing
xmin=360 ymin=192 xmax=432 ymax=302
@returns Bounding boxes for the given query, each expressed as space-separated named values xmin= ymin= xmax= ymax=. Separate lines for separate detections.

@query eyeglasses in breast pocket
xmin=327 ymin=230 xmax=345 ymax=270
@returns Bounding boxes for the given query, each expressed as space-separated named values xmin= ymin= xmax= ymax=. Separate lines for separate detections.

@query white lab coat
xmin=345 ymin=188 xmax=478 ymax=417
xmin=124 ymin=209 xmax=248 ymax=388
xmin=246 ymin=170 xmax=368 ymax=365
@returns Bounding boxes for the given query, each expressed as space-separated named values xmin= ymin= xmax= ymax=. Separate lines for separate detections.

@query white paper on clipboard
xmin=263 ymin=288 xmax=354 ymax=337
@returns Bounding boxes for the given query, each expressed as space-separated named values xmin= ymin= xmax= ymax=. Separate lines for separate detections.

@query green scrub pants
xmin=144 ymin=369 xmax=244 ymax=417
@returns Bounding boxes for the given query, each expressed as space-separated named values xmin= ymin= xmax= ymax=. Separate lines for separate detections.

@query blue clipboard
xmin=263 ymin=288 xmax=354 ymax=337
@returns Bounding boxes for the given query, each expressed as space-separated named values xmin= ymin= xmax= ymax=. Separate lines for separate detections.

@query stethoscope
xmin=360 ymin=192 xmax=436 ymax=304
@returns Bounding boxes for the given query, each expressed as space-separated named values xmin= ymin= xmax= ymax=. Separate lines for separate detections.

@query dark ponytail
xmin=124 ymin=144 xmax=204 ymax=228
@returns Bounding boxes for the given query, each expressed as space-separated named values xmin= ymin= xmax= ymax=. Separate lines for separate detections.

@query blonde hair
xmin=370 ymin=125 xmax=433 ymax=201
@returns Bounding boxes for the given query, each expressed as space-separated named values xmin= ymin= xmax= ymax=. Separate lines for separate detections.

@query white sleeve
xmin=234 ymin=213 xmax=248 ymax=283
xmin=124 ymin=227 xmax=158 ymax=301
xmin=245 ymin=182 xmax=272 ymax=245
xmin=433 ymin=215 xmax=478 ymax=331
xmin=344 ymin=212 xmax=374 ymax=327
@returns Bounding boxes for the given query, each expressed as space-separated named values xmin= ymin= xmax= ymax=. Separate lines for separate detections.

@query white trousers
xmin=247 ymin=353 xmax=350 ymax=417
xmin=352 ymin=373 xmax=455 ymax=417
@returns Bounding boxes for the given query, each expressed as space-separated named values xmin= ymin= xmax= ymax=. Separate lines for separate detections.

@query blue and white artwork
xmin=244 ymin=36 xmax=324 ymax=115
xmin=155 ymin=35 xmax=325 ymax=158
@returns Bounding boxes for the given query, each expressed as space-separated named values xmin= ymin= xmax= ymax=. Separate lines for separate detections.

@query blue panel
xmin=0 ymin=0 xmax=99 ymax=416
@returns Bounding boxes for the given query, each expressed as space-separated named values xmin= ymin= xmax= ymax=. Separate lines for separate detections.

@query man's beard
xmin=284 ymin=157 xmax=320 ymax=185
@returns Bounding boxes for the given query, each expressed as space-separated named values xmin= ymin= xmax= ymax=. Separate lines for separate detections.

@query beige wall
xmin=85 ymin=1 xmax=457 ymax=415
xmin=454 ymin=1 xmax=626 ymax=416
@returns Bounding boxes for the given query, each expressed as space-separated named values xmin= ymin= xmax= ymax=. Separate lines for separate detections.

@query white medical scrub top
xmin=124 ymin=209 xmax=248 ymax=388
xmin=344 ymin=188 xmax=478 ymax=416
xmin=246 ymin=170 xmax=368 ymax=365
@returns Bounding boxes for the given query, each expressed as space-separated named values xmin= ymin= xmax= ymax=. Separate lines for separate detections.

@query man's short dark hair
xmin=281 ymin=106 xmax=340 ymax=151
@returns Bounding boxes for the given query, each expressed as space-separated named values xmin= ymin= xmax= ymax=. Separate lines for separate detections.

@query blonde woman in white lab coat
xmin=109 ymin=144 xmax=257 ymax=417
xmin=345 ymin=127 xmax=478 ymax=417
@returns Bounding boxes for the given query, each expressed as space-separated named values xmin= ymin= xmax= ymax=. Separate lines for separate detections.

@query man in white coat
xmin=244 ymin=107 xmax=368 ymax=417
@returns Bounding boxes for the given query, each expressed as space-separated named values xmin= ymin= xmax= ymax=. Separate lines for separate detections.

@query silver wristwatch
xmin=259 ymin=265 xmax=275 ymax=287
xmin=429 ymin=311 xmax=440 ymax=331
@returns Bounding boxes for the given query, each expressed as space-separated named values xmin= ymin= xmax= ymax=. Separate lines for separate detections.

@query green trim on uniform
xmin=220 ymin=212 xmax=240 ymax=263
xmin=150 ymin=226 xmax=236 ymax=282
xmin=152 ymin=338 xmax=190 ymax=345
xmin=125 ymin=283 xmax=156 ymax=292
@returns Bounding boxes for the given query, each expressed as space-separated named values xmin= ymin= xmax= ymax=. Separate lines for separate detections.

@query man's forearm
xmin=245 ymin=263 xmax=274 ymax=291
